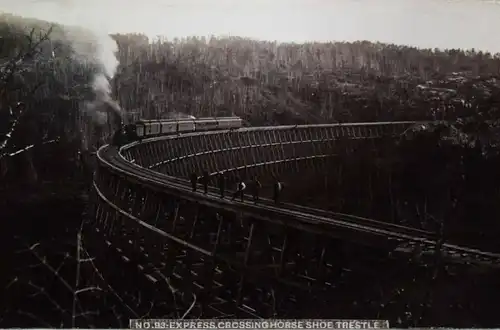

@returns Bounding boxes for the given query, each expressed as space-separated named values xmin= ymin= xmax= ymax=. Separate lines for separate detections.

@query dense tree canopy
xmin=2 ymin=13 xmax=500 ymax=329
xmin=2 ymin=14 xmax=500 ymax=156
xmin=111 ymin=33 xmax=500 ymax=126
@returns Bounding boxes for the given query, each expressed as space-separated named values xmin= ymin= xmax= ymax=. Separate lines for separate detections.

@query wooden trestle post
xmin=184 ymin=203 xmax=200 ymax=289
xmin=164 ymin=200 xmax=181 ymax=275
xmin=200 ymin=212 xmax=224 ymax=313
xmin=317 ymin=238 xmax=327 ymax=286
xmin=89 ymin=122 xmax=423 ymax=318
xmin=236 ymin=221 xmax=255 ymax=307
xmin=279 ymin=229 xmax=290 ymax=277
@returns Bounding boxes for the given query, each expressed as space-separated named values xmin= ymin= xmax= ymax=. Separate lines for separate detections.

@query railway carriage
xmin=195 ymin=118 xmax=220 ymax=131
xmin=177 ymin=119 xmax=196 ymax=132
xmin=115 ymin=116 xmax=243 ymax=145
xmin=148 ymin=121 xmax=161 ymax=135
xmin=217 ymin=117 xmax=242 ymax=130
xmin=160 ymin=120 xmax=177 ymax=134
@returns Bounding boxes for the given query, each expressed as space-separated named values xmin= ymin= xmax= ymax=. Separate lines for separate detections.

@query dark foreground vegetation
xmin=1 ymin=13 xmax=500 ymax=328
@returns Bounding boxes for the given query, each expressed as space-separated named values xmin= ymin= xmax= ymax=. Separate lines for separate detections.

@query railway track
xmin=95 ymin=144 xmax=500 ymax=268
xmin=92 ymin=179 xmax=428 ymax=318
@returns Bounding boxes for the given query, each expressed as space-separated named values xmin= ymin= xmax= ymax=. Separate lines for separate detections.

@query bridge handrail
xmin=119 ymin=121 xmax=427 ymax=152
xmin=115 ymin=120 xmax=435 ymax=238
xmin=119 ymin=150 xmax=436 ymax=239
xmin=99 ymin=145 xmax=425 ymax=239
xmin=96 ymin=142 xmax=500 ymax=263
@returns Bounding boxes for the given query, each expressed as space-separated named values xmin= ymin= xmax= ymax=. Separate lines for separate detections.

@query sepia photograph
xmin=0 ymin=0 xmax=499 ymax=328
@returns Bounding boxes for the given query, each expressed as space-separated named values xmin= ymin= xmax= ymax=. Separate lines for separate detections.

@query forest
xmin=1 ymin=12 xmax=500 ymax=328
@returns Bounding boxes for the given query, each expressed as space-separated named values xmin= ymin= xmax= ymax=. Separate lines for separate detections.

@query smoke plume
xmin=61 ymin=22 xmax=123 ymax=127
xmin=164 ymin=112 xmax=196 ymax=120
xmin=0 ymin=0 xmax=124 ymax=127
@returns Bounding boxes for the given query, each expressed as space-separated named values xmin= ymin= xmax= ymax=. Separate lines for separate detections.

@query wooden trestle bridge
xmin=88 ymin=121 xmax=500 ymax=319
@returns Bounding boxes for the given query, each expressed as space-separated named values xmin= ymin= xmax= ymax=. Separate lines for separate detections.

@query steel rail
xmin=93 ymin=181 xmax=372 ymax=313
xmin=121 ymin=120 xmax=426 ymax=149
xmin=119 ymin=148 xmax=436 ymax=240
xmin=97 ymin=143 xmax=500 ymax=266
xmin=116 ymin=121 xmax=437 ymax=239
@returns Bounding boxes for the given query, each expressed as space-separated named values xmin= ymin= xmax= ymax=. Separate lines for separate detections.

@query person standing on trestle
xmin=273 ymin=177 xmax=284 ymax=204
xmin=232 ymin=177 xmax=246 ymax=202
xmin=252 ymin=177 xmax=262 ymax=203
xmin=190 ymin=172 xmax=198 ymax=192
xmin=201 ymin=170 xmax=210 ymax=194
xmin=217 ymin=172 xmax=226 ymax=198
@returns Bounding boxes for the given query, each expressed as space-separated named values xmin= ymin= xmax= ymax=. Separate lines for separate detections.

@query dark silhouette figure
xmin=217 ymin=172 xmax=226 ymax=198
xmin=190 ymin=172 xmax=198 ymax=192
xmin=252 ymin=177 xmax=262 ymax=203
xmin=232 ymin=178 xmax=246 ymax=202
xmin=112 ymin=126 xmax=126 ymax=147
xmin=124 ymin=123 xmax=140 ymax=142
xmin=273 ymin=176 xmax=283 ymax=204
xmin=77 ymin=150 xmax=84 ymax=171
xmin=201 ymin=170 xmax=210 ymax=194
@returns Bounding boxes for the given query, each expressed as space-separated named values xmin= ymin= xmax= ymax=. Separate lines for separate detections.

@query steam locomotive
xmin=112 ymin=116 xmax=243 ymax=146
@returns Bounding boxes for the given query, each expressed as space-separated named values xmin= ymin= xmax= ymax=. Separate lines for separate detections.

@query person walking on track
xmin=252 ymin=176 xmax=262 ymax=203
xmin=218 ymin=171 xmax=226 ymax=198
xmin=232 ymin=177 xmax=246 ymax=202
xmin=201 ymin=170 xmax=210 ymax=194
xmin=273 ymin=176 xmax=284 ymax=204
xmin=190 ymin=172 xmax=198 ymax=192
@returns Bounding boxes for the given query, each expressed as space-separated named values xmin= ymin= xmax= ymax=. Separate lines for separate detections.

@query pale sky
xmin=1 ymin=0 xmax=500 ymax=52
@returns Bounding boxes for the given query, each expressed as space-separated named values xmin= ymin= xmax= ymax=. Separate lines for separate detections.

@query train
xmin=133 ymin=116 xmax=243 ymax=138
xmin=113 ymin=116 xmax=243 ymax=146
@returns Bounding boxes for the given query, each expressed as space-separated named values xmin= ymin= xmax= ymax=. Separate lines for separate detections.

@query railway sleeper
xmin=107 ymin=226 xmax=333 ymax=299
xmin=238 ymin=286 xmax=277 ymax=317
xmin=206 ymin=302 xmax=239 ymax=318
xmin=89 ymin=236 xmax=175 ymax=315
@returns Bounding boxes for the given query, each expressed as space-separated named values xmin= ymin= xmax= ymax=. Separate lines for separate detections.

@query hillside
xmin=1 ymin=13 xmax=500 ymax=328
xmin=111 ymin=34 xmax=500 ymax=126
xmin=2 ymin=13 xmax=500 ymax=132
